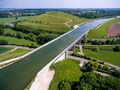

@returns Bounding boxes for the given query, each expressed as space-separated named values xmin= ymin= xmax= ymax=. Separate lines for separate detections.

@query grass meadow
xmin=83 ymin=45 xmax=120 ymax=66
xmin=49 ymin=59 xmax=82 ymax=90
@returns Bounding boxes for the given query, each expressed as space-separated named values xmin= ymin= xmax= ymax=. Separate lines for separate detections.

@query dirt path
xmin=68 ymin=55 xmax=120 ymax=70
xmin=65 ymin=19 xmax=73 ymax=27
xmin=30 ymin=63 xmax=55 ymax=90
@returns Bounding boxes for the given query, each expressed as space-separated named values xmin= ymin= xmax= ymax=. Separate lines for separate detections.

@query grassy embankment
xmin=0 ymin=48 xmax=30 ymax=62
xmin=49 ymin=59 xmax=82 ymax=90
xmin=0 ymin=36 xmax=37 ymax=46
xmin=87 ymin=18 xmax=120 ymax=39
xmin=83 ymin=45 xmax=120 ymax=66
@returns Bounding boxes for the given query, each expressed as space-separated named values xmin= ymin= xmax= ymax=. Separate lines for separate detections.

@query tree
xmin=37 ymin=33 xmax=58 ymax=44
xmin=16 ymin=32 xmax=23 ymax=39
xmin=28 ymin=33 xmax=37 ymax=41
xmin=0 ymin=39 xmax=8 ymax=45
xmin=0 ymin=27 xmax=4 ymax=35
xmin=85 ymin=61 xmax=99 ymax=71
xmin=113 ymin=46 xmax=120 ymax=52
xmin=59 ymin=80 xmax=71 ymax=90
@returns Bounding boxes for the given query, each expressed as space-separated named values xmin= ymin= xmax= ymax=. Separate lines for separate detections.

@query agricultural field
xmin=83 ymin=45 xmax=120 ymax=66
xmin=107 ymin=23 xmax=120 ymax=37
xmin=0 ymin=36 xmax=38 ymax=46
xmin=17 ymin=12 xmax=88 ymax=33
xmin=0 ymin=48 xmax=30 ymax=62
xmin=0 ymin=47 xmax=13 ymax=54
xmin=0 ymin=16 xmax=32 ymax=24
xmin=87 ymin=18 xmax=120 ymax=39
xmin=49 ymin=59 xmax=82 ymax=90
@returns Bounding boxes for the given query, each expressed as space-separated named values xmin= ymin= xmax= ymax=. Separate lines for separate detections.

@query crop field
xmin=87 ymin=18 xmax=120 ymax=39
xmin=83 ymin=46 xmax=120 ymax=66
xmin=0 ymin=36 xmax=38 ymax=46
xmin=0 ymin=16 xmax=32 ymax=24
xmin=49 ymin=59 xmax=82 ymax=90
xmin=17 ymin=12 xmax=88 ymax=33
xmin=0 ymin=48 xmax=30 ymax=62
xmin=107 ymin=23 xmax=120 ymax=37
xmin=0 ymin=47 xmax=13 ymax=54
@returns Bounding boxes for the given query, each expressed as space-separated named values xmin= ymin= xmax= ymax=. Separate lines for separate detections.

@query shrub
xmin=85 ymin=61 xmax=99 ymax=71
xmin=58 ymin=80 xmax=71 ymax=90
xmin=92 ymin=46 xmax=99 ymax=52
xmin=0 ymin=39 xmax=9 ymax=45
xmin=113 ymin=46 xmax=120 ymax=52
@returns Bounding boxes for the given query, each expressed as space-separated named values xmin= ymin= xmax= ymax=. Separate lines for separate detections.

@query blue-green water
xmin=0 ymin=19 xmax=109 ymax=90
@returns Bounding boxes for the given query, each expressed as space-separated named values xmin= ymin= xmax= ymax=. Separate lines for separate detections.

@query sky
xmin=0 ymin=0 xmax=120 ymax=8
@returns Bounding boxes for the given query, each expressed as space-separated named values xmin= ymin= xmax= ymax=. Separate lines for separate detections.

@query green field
xmin=83 ymin=46 xmax=120 ymax=66
xmin=0 ymin=16 xmax=32 ymax=24
xmin=0 ymin=36 xmax=38 ymax=46
xmin=0 ymin=48 xmax=30 ymax=62
xmin=0 ymin=47 xmax=13 ymax=54
xmin=49 ymin=59 xmax=82 ymax=90
xmin=87 ymin=18 xmax=120 ymax=39
xmin=17 ymin=12 xmax=88 ymax=33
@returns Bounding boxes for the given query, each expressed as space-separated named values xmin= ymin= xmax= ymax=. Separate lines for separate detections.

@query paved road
xmin=0 ymin=19 xmax=109 ymax=90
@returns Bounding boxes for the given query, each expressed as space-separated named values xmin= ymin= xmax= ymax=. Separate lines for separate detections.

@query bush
xmin=0 ymin=39 xmax=9 ymax=45
xmin=85 ymin=61 xmax=99 ymax=71
xmin=37 ymin=33 xmax=58 ymax=44
xmin=92 ymin=46 xmax=99 ymax=52
xmin=58 ymin=80 xmax=71 ymax=90
xmin=113 ymin=46 xmax=120 ymax=52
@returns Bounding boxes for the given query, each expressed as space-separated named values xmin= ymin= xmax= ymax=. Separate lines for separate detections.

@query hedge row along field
xmin=87 ymin=18 xmax=120 ymax=39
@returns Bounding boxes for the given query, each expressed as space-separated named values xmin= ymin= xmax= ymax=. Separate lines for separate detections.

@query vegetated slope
xmin=49 ymin=59 xmax=82 ymax=90
xmin=17 ymin=12 xmax=88 ymax=33
xmin=83 ymin=45 xmax=120 ymax=66
xmin=87 ymin=18 xmax=120 ymax=39
xmin=0 ymin=48 xmax=30 ymax=62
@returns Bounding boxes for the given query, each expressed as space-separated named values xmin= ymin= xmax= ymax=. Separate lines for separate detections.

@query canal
xmin=0 ymin=19 xmax=109 ymax=90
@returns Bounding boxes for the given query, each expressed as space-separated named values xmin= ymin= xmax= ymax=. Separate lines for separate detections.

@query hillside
xmin=17 ymin=12 xmax=88 ymax=33
xmin=0 ymin=12 xmax=88 ymax=47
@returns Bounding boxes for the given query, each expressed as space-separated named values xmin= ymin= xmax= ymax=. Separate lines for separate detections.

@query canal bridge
xmin=0 ymin=19 xmax=109 ymax=90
